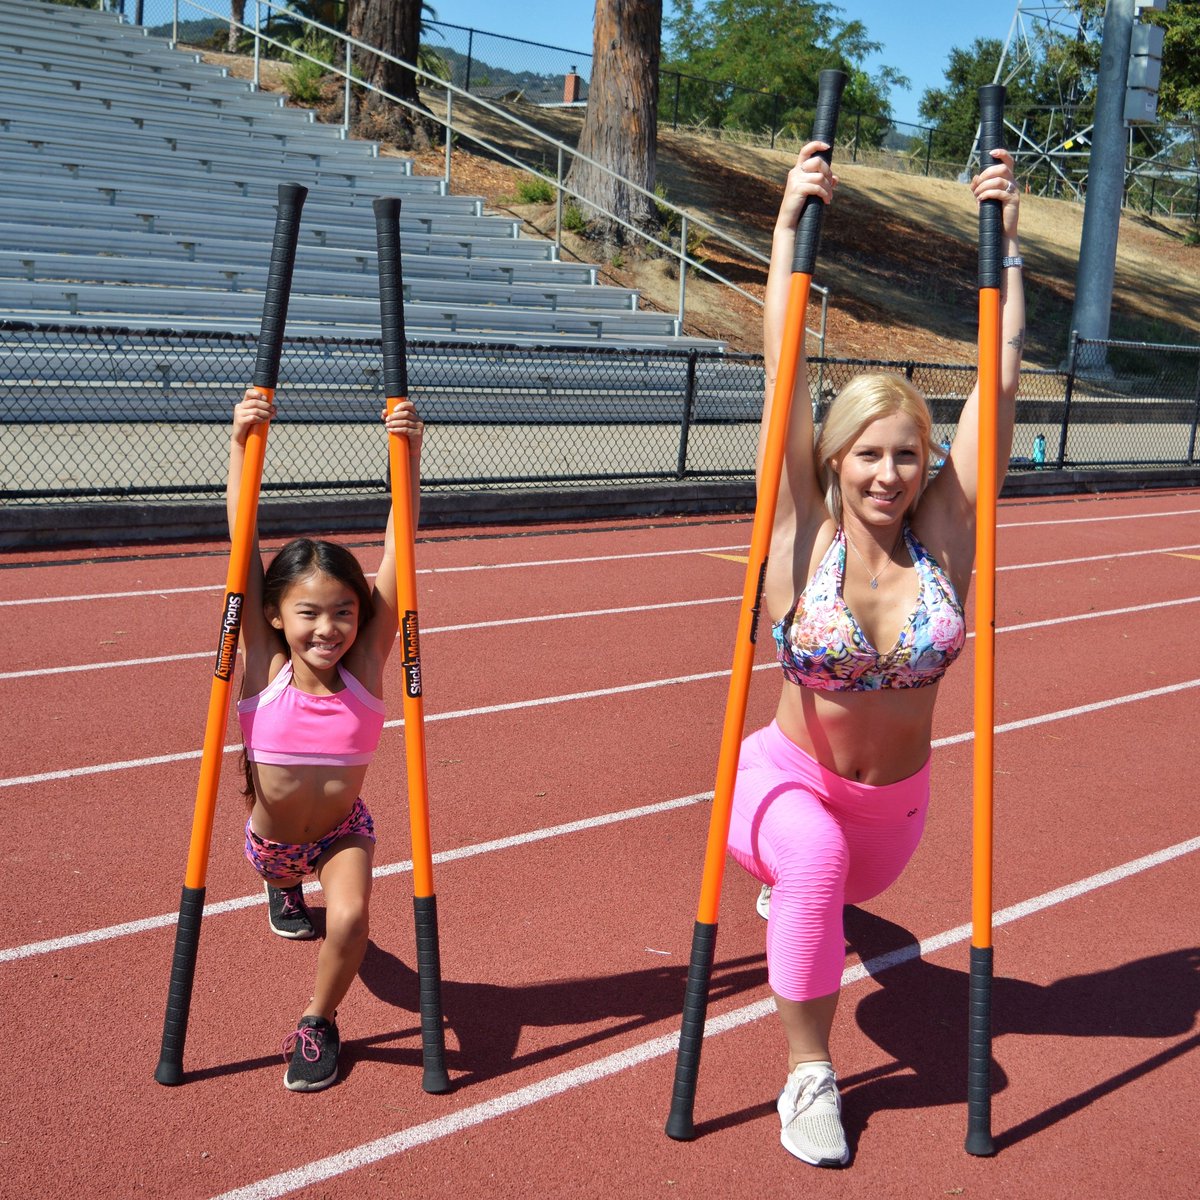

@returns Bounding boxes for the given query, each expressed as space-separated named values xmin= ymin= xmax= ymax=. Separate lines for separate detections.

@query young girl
xmin=229 ymin=387 xmax=423 ymax=1092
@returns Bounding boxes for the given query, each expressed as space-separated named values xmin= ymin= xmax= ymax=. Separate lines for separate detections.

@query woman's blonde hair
xmin=814 ymin=372 xmax=944 ymax=522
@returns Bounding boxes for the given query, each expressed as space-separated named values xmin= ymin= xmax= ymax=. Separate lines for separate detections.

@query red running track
xmin=1 ymin=493 xmax=1198 ymax=1199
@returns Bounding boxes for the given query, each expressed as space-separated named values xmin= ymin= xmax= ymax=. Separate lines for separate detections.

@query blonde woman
xmin=727 ymin=140 xmax=1024 ymax=1166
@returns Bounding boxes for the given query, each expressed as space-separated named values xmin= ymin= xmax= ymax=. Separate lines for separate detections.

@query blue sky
xmin=431 ymin=1 xmax=1023 ymax=126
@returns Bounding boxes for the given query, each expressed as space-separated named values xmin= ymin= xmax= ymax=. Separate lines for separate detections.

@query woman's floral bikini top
xmin=772 ymin=524 xmax=966 ymax=691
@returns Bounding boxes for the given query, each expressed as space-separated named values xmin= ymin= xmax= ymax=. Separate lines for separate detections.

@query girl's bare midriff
xmin=248 ymin=762 xmax=369 ymax=842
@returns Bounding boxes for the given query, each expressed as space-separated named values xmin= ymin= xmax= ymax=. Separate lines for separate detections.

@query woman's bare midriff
xmin=774 ymin=679 xmax=938 ymax=785
xmin=248 ymin=762 xmax=369 ymax=842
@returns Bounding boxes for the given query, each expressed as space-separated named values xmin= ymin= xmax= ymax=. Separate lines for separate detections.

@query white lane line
xmin=998 ymin=542 xmax=1200 ymax=572
xmin=0 ymin=584 xmax=221 ymax=606
xmin=992 ymin=594 xmax=1200 ymax=634
xmin=998 ymin=507 xmax=1200 ymax=529
xmin=0 ymin=594 xmax=742 ymax=681
xmin=7 ymin=511 xmax=1200 ymax=608
xmin=209 ymin=833 xmax=1200 ymax=1200
xmin=0 ymin=793 xmax=712 ymax=964
xmin=8 ymin=562 xmax=1200 ymax=682
xmin=0 ymin=544 xmax=750 ymax=606
xmin=930 ymin=678 xmax=1200 ymax=747
xmin=0 ymin=668 xmax=745 ymax=789
xmin=421 ymin=543 xmax=749 ymax=573
xmin=6 ymin=616 xmax=1200 ymax=789
xmin=5 ymin=677 xmax=1199 ymax=958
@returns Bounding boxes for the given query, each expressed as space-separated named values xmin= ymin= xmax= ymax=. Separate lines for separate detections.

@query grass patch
xmin=282 ymin=34 xmax=334 ymax=107
xmin=562 ymin=203 xmax=587 ymax=233
xmin=514 ymin=175 xmax=556 ymax=205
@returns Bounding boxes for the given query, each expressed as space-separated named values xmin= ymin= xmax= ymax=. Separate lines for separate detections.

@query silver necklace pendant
xmin=870 ymin=578 xmax=878 ymax=589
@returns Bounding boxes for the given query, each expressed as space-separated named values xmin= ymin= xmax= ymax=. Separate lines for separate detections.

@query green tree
xmin=919 ymin=38 xmax=1012 ymax=164
xmin=916 ymin=1 xmax=1200 ymax=168
xmin=1143 ymin=0 xmax=1200 ymax=119
xmin=917 ymin=16 xmax=1103 ymax=169
xmin=662 ymin=0 xmax=907 ymax=140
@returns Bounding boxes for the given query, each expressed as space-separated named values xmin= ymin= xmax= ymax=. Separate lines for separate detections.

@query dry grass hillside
xmin=201 ymin=48 xmax=1200 ymax=368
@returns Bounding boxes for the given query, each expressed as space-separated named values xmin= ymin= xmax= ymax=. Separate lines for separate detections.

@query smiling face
xmin=831 ymin=410 xmax=926 ymax=528
xmin=268 ymin=569 xmax=361 ymax=674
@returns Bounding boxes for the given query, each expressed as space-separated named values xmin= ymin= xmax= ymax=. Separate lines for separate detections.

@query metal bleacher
xmin=0 ymin=0 xmax=718 ymax=349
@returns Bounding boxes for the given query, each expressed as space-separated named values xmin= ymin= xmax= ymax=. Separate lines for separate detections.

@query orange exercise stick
xmin=373 ymin=196 xmax=449 ymax=1094
xmin=966 ymin=84 xmax=1006 ymax=1157
xmin=665 ymin=70 xmax=847 ymax=1143
xmin=155 ymin=182 xmax=308 ymax=1086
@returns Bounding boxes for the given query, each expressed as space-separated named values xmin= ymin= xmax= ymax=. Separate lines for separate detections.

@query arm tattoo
xmin=1007 ymin=328 xmax=1025 ymax=353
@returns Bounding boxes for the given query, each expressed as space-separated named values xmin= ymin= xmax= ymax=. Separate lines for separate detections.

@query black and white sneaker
xmin=282 ymin=1015 xmax=340 ymax=1091
xmin=264 ymin=883 xmax=316 ymax=940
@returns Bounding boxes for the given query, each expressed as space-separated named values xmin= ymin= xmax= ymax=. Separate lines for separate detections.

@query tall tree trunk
xmin=566 ymin=0 xmax=662 ymax=241
xmin=226 ymin=0 xmax=245 ymax=54
xmin=347 ymin=0 xmax=434 ymax=148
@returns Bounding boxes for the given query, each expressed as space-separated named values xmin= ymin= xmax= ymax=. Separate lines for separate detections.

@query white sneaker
xmin=777 ymin=1060 xmax=849 ymax=1167
xmin=756 ymin=884 xmax=771 ymax=920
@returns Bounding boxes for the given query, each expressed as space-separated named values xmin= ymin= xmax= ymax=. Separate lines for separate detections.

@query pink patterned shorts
xmin=244 ymin=796 xmax=375 ymax=882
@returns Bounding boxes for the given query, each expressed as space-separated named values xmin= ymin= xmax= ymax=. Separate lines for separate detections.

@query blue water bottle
xmin=1033 ymin=432 xmax=1046 ymax=466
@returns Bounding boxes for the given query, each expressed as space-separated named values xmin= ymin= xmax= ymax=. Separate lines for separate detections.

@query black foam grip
xmin=964 ymin=944 xmax=996 ymax=1155
xmin=153 ymin=884 xmax=206 ymax=1086
xmin=792 ymin=69 xmax=848 ymax=277
xmin=977 ymin=85 xmax=1007 ymax=291
xmin=665 ymin=920 xmax=718 ymax=1141
xmin=251 ymin=181 xmax=308 ymax=390
xmin=414 ymin=894 xmax=450 ymax=1093
xmin=373 ymin=196 xmax=409 ymax=398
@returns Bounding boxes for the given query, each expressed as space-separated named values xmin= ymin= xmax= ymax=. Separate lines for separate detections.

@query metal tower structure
xmin=968 ymin=1 xmax=1099 ymax=199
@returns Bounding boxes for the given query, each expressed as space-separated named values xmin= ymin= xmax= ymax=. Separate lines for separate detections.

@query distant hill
xmin=428 ymin=45 xmax=586 ymax=106
xmin=148 ymin=18 xmax=222 ymax=43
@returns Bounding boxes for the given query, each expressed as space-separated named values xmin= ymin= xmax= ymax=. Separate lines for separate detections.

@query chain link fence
xmin=4 ymin=322 xmax=1198 ymax=508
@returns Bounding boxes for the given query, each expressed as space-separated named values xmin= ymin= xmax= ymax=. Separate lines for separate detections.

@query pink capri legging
xmin=727 ymin=721 xmax=931 ymax=1002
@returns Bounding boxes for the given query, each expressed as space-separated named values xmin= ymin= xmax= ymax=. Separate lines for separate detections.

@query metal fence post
xmin=555 ymin=146 xmax=564 ymax=252
xmin=677 ymin=215 xmax=688 ymax=330
xmin=252 ymin=2 xmax=260 ymax=92
xmin=343 ymin=41 xmax=352 ymax=135
xmin=673 ymin=72 xmax=681 ymax=130
xmin=1187 ymin=354 xmax=1200 ymax=464
xmin=770 ymin=94 xmax=778 ymax=150
xmin=172 ymin=0 xmax=178 ymax=43
xmin=676 ymin=351 xmax=698 ymax=478
xmin=853 ymin=110 xmax=861 ymax=162
xmin=444 ymin=89 xmax=453 ymax=187
xmin=925 ymin=127 xmax=933 ymax=176
xmin=1058 ymin=330 xmax=1079 ymax=469
xmin=464 ymin=29 xmax=474 ymax=93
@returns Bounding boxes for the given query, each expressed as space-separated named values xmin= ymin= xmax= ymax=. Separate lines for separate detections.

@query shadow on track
xmin=357 ymin=938 xmax=768 ymax=1087
xmin=841 ymin=906 xmax=1199 ymax=1150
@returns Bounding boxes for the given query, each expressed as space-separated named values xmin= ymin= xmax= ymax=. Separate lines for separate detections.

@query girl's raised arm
xmin=227 ymin=389 xmax=276 ymax=667
xmin=358 ymin=400 xmax=424 ymax=667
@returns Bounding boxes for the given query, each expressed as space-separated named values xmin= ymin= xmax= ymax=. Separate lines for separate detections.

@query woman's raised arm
xmin=760 ymin=143 xmax=838 ymax=534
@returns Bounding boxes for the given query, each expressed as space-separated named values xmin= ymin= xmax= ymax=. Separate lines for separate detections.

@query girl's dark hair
xmin=241 ymin=538 xmax=375 ymax=801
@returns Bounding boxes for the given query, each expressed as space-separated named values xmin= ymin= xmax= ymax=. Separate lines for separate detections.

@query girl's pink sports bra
xmin=237 ymin=660 xmax=385 ymax=767
xmin=772 ymin=524 xmax=966 ymax=692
